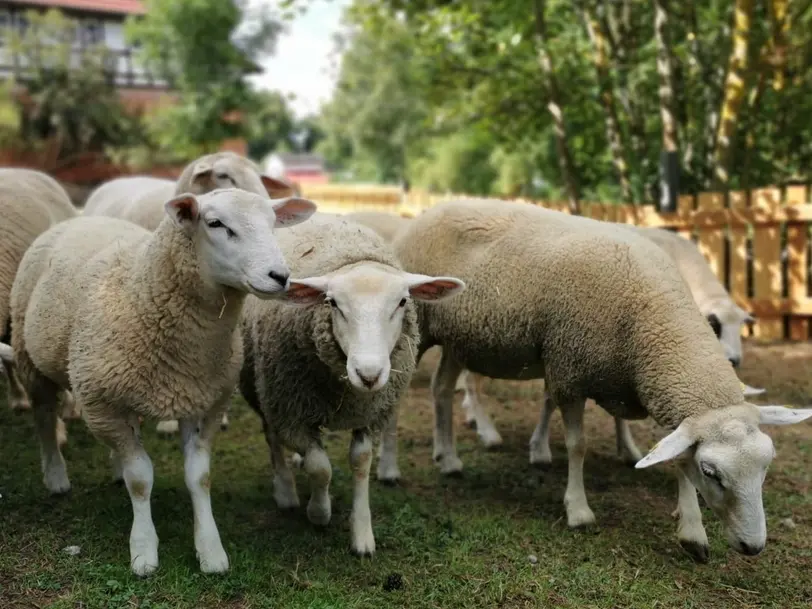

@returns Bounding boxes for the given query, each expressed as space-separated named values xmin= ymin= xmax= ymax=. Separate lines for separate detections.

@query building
xmin=263 ymin=152 xmax=329 ymax=186
xmin=0 ymin=0 xmax=175 ymax=111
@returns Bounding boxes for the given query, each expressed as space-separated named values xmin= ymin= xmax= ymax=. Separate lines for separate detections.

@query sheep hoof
xmin=680 ymin=540 xmax=710 ymax=564
xmin=44 ymin=465 xmax=71 ymax=495
xmin=436 ymin=455 xmax=463 ymax=476
xmin=273 ymin=486 xmax=300 ymax=510
xmin=529 ymin=449 xmax=553 ymax=467
xmin=307 ymin=500 xmax=331 ymax=527
xmin=477 ymin=430 xmax=503 ymax=449
xmin=376 ymin=460 xmax=401 ymax=485
xmin=156 ymin=420 xmax=179 ymax=435
xmin=566 ymin=505 xmax=596 ymax=529
xmin=10 ymin=398 xmax=31 ymax=411
xmin=351 ymin=546 xmax=375 ymax=558
xmin=131 ymin=555 xmax=159 ymax=578
xmin=198 ymin=549 xmax=230 ymax=574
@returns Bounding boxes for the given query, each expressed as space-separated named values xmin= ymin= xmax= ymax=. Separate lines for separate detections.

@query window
xmin=81 ymin=20 xmax=104 ymax=46
xmin=0 ymin=11 xmax=10 ymax=47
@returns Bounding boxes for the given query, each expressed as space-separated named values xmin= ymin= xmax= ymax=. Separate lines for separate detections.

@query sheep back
xmin=393 ymin=199 xmax=743 ymax=427
xmin=345 ymin=210 xmax=411 ymax=243
xmin=242 ymin=214 xmax=418 ymax=445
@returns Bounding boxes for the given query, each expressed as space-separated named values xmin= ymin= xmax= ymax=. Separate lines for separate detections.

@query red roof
xmin=3 ymin=1 xmax=146 ymax=15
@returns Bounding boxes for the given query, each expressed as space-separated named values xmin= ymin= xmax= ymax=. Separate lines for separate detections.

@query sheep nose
xmin=268 ymin=270 xmax=289 ymax=288
xmin=739 ymin=541 xmax=764 ymax=556
xmin=729 ymin=357 xmax=741 ymax=369
xmin=355 ymin=367 xmax=382 ymax=389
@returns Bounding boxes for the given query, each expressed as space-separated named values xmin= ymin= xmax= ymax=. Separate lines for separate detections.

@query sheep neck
xmin=131 ymin=221 xmax=245 ymax=336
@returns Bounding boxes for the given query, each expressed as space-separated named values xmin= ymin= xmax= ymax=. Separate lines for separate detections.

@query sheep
xmin=0 ymin=168 xmax=79 ymax=437
xmin=384 ymin=198 xmax=812 ymax=561
xmin=83 ymin=152 xmax=298 ymax=435
xmin=238 ymin=213 xmax=464 ymax=556
xmin=7 ymin=187 xmax=316 ymax=576
xmin=459 ymin=224 xmax=762 ymax=464
xmin=344 ymin=210 xmax=412 ymax=243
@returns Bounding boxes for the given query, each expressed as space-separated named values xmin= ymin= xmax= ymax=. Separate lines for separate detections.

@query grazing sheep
xmin=239 ymin=213 xmax=464 ymax=556
xmin=0 ymin=168 xmax=78 ymax=431
xmin=84 ymin=153 xmax=298 ymax=435
xmin=461 ymin=224 xmax=761 ymax=464
xmin=385 ymin=198 xmax=811 ymax=560
xmin=8 ymin=188 xmax=316 ymax=576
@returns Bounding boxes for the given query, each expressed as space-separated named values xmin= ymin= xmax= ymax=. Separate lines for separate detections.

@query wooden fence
xmin=299 ymin=184 xmax=812 ymax=343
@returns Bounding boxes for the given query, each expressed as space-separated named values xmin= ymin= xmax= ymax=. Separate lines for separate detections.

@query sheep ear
xmin=405 ymin=274 xmax=466 ymax=302
xmin=635 ymin=423 xmax=695 ymax=469
xmin=262 ymin=175 xmax=297 ymax=199
xmin=741 ymin=382 xmax=766 ymax=397
xmin=757 ymin=405 xmax=812 ymax=426
xmin=165 ymin=193 xmax=199 ymax=231
xmin=272 ymin=197 xmax=317 ymax=228
xmin=285 ymin=276 xmax=329 ymax=306
xmin=191 ymin=160 xmax=213 ymax=184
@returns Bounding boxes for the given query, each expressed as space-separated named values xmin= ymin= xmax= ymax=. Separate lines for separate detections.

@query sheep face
xmin=285 ymin=266 xmax=465 ymax=392
xmin=636 ymin=403 xmax=812 ymax=556
xmin=705 ymin=303 xmax=753 ymax=368
xmin=164 ymin=189 xmax=316 ymax=298
xmin=186 ymin=153 xmax=297 ymax=199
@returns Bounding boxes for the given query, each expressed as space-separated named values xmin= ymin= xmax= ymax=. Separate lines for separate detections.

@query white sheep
xmin=386 ymin=198 xmax=811 ymax=561
xmin=7 ymin=188 xmax=316 ymax=576
xmin=459 ymin=224 xmax=761 ymax=464
xmin=239 ymin=213 xmax=464 ymax=556
xmin=0 ymin=168 xmax=79 ymax=443
xmin=83 ymin=152 xmax=298 ymax=435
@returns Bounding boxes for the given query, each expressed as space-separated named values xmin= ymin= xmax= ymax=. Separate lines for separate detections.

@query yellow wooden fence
xmin=299 ymin=184 xmax=812 ymax=343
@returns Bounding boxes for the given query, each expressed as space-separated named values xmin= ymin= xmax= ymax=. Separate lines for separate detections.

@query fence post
xmin=786 ymin=185 xmax=809 ymax=340
xmin=751 ymin=187 xmax=784 ymax=341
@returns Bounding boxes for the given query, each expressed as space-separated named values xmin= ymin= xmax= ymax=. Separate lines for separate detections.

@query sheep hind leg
xmin=529 ymin=391 xmax=555 ymax=465
xmin=303 ymin=440 xmax=332 ymax=527
xmin=431 ymin=349 xmax=464 ymax=475
xmin=673 ymin=467 xmax=709 ymax=563
xmin=376 ymin=407 xmax=401 ymax=484
xmin=179 ymin=413 xmax=229 ymax=574
xmin=614 ymin=417 xmax=642 ymax=466
xmin=3 ymin=358 xmax=30 ymax=411
xmin=267 ymin=428 xmax=300 ymax=510
xmin=461 ymin=371 xmax=502 ymax=448
xmin=349 ymin=429 xmax=375 ymax=556
xmin=560 ymin=400 xmax=596 ymax=528
xmin=30 ymin=377 xmax=71 ymax=495
xmin=88 ymin=412 xmax=159 ymax=577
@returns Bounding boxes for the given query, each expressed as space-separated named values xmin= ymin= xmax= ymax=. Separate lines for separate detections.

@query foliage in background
xmin=312 ymin=0 xmax=812 ymax=203
xmin=7 ymin=9 xmax=144 ymax=158
xmin=126 ymin=0 xmax=284 ymax=154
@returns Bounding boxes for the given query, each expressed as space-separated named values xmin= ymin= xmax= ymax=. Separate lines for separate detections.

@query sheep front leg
xmin=529 ymin=391 xmax=555 ymax=465
xmin=350 ymin=429 xmax=375 ymax=556
xmin=377 ymin=408 xmax=401 ymax=483
xmin=304 ymin=440 xmax=332 ymax=526
xmin=614 ymin=417 xmax=642 ymax=465
xmin=460 ymin=371 xmax=502 ymax=448
xmin=673 ymin=466 xmax=709 ymax=563
xmin=431 ymin=350 xmax=464 ymax=475
xmin=560 ymin=400 xmax=595 ymax=528
xmin=179 ymin=414 xmax=229 ymax=574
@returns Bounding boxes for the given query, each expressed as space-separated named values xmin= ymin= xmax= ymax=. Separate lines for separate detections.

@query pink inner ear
xmin=262 ymin=175 xmax=296 ymax=198
xmin=172 ymin=197 xmax=197 ymax=222
xmin=287 ymin=283 xmax=323 ymax=303
xmin=410 ymin=280 xmax=459 ymax=299
xmin=275 ymin=198 xmax=315 ymax=223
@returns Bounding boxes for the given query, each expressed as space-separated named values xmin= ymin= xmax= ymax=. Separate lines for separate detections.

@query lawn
xmin=1 ymin=344 xmax=811 ymax=609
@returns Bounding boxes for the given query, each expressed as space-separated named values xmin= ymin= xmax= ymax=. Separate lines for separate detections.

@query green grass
xmin=1 ymin=346 xmax=811 ymax=609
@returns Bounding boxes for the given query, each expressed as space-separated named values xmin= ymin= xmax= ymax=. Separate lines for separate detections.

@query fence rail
xmin=299 ymin=184 xmax=812 ymax=343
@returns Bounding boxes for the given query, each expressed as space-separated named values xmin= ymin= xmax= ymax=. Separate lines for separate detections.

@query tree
xmin=127 ymin=0 xmax=283 ymax=153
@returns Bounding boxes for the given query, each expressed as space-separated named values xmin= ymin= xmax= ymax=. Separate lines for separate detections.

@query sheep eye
xmin=398 ymin=297 xmax=407 ymax=308
xmin=216 ymin=172 xmax=232 ymax=182
xmin=207 ymin=219 xmax=223 ymax=229
xmin=701 ymin=463 xmax=724 ymax=487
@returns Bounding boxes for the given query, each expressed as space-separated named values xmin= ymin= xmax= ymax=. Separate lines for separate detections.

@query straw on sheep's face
xmin=636 ymin=403 xmax=812 ymax=556
xmin=285 ymin=267 xmax=465 ymax=392
xmin=164 ymin=189 xmax=316 ymax=298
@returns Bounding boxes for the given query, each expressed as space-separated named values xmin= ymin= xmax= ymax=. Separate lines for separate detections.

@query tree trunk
xmin=711 ymin=0 xmax=755 ymax=189
xmin=654 ymin=0 xmax=679 ymax=211
xmin=581 ymin=2 xmax=632 ymax=203
xmin=533 ymin=0 xmax=580 ymax=214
